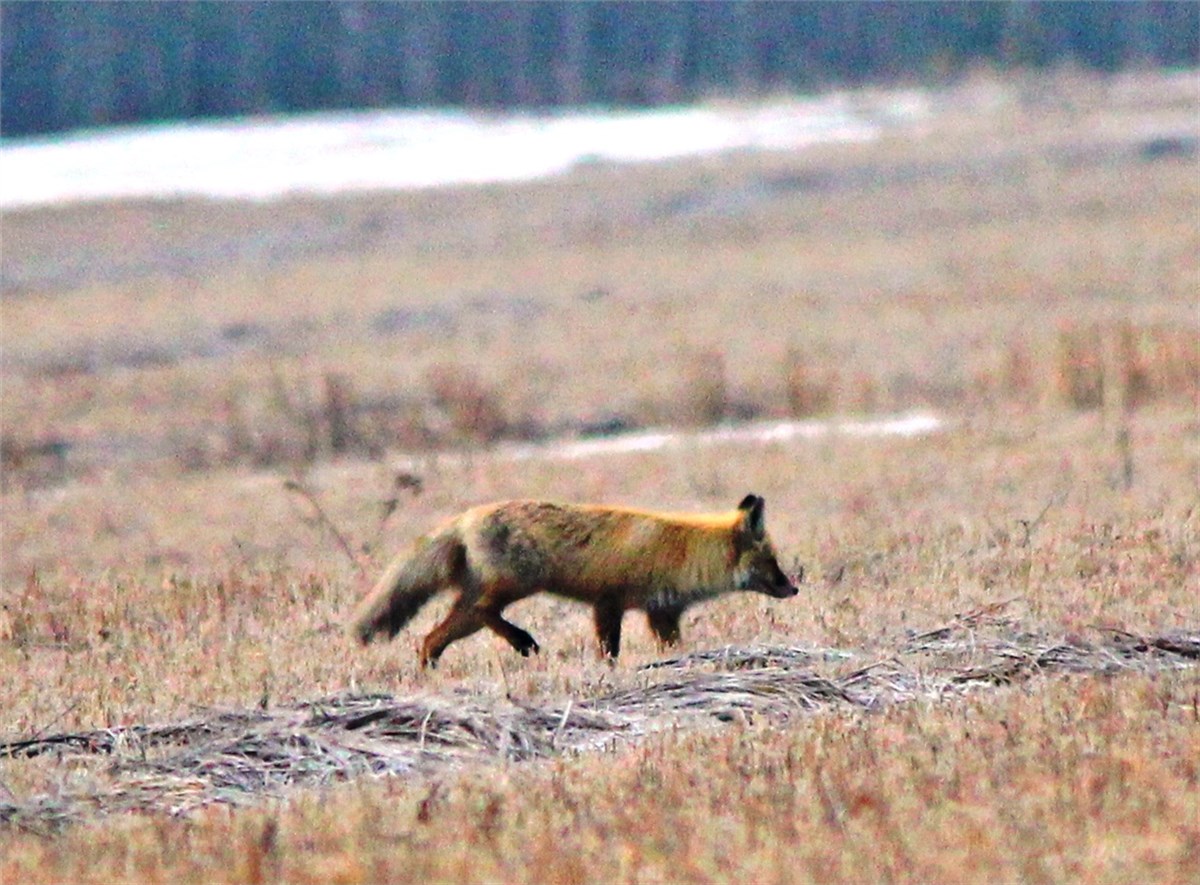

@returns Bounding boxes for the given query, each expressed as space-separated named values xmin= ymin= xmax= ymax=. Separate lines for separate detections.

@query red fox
xmin=348 ymin=494 xmax=801 ymax=668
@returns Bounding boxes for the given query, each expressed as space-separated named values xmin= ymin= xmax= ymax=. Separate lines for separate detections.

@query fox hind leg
xmin=646 ymin=607 xmax=682 ymax=647
xmin=420 ymin=597 xmax=486 ymax=668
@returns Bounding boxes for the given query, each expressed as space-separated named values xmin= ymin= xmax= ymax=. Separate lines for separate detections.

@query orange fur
xmin=348 ymin=494 xmax=801 ymax=668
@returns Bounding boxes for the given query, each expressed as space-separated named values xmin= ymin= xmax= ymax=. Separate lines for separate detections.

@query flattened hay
xmin=2 ymin=620 xmax=1196 ymax=831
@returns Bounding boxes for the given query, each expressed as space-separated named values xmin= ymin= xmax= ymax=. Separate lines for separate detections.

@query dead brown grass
xmin=1 ymin=70 xmax=1199 ymax=882
xmin=0 ymin=402 xmax=1196 ymax=880
xmin=2 ymin=667 xmax=1198 ymax=883
xmin=1 ymin=616 xmax=1197 ymax=830
xmin=1053 ymin=319 xmax=1200 ymax=412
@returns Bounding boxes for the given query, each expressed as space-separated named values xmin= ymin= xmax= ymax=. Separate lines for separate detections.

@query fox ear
xmin=737 ymin=494 xmax=766 ymax=540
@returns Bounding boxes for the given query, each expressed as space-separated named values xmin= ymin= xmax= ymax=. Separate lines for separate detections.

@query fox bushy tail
xmin=348 ymin=528 xmax=465 ymax=644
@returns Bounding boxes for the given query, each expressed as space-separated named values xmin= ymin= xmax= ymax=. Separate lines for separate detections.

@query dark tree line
xmin=2 ymin=1 xmax=1197 ymax=138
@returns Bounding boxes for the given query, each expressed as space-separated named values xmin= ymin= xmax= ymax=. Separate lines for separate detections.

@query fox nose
xmin=777 ymin=569 xmax=801 ymax=597
xmin=782 ymin=564 xmax=803 ymax=592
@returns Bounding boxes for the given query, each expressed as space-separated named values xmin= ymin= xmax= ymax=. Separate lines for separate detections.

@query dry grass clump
xmin=783 ymin=345 xmax=840 ymax=417
xmin=211 ymin=371 xmax=384 ymax=470
xmin=781 ymin=318 xmax=1200 ymax=421
xmin=422 ymin=363 xmax=515 ymax=445
xmin=1 ymin=629 xmax=1197 ymax=882
xmin=2 ymin=614 xmax=1195 ymax=832
xmin=1054 ymin=319 xmax=1200 ymax=412
xmin=674 ymin=349 xmax=733 ymax=426
xmin=182 ymin=364 xmax=536 ymax=474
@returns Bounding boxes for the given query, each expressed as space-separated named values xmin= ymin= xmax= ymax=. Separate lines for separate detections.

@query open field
xmin=3 ymin=70 xmax=1198 ymax=485
xmin=2 ymin=71 xmax=1199 ymax=882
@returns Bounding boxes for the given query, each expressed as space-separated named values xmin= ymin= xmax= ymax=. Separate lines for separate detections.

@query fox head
xmin=732 ymin=494 xmax=801 ymax=598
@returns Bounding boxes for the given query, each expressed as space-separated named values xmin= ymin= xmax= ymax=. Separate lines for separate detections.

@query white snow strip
xmin=1 ymin=93 xmax=931 ymax=209
xmin=500 ymin=411 xmax=945 ymax=464
xmin=336 ymin=411 xmax=946 ymax=481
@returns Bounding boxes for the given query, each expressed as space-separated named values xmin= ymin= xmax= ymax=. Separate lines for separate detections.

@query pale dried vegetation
xmin=1 ymin=71 xmax=1199 ymax=882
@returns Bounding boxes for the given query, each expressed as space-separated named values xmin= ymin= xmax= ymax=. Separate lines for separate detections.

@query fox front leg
xmin=593 ymin=596 xmax=624 ymax=660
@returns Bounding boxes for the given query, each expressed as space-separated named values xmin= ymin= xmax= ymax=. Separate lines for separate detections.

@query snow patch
xmin=309 ymin=412 xmax=947 ymax=482
xmin=1 ymin=94 xmax=931 ymax=209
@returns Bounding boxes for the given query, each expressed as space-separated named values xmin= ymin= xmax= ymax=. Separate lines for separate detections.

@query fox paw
xmin=514 ymin=633 xmax=541 ymax=657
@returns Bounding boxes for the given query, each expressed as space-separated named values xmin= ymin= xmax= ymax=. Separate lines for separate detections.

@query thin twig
xmin=30 ymin=698 xmax=82 ymax=742
xmin=1017 ymin=487 xmax=1069 ymax=547
xmin=552 ymin=700 xmax=573 ymax=749
xmin=367 ymin=472 xmax=423 ymax=556
xmin=418 ymin=708 xmax=433 ymax=752
xmin=283 ymin=479 xmax=364 ymax=576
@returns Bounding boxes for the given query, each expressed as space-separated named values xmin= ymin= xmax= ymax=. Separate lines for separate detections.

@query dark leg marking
xmin=646 ymin=607 xmax=682 ymax=647
xmin=593 ymin=596 xmax=624 ymax=659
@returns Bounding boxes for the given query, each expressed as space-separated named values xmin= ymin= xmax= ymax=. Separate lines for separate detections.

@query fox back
xmin=455 ymin=497 xmax=795 ymax=605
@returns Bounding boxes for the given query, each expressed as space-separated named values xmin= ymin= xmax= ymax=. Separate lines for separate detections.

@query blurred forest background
xmin=3 ymin=0 xmax=1198 ymax=138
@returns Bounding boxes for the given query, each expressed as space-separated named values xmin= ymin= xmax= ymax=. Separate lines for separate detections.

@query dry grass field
xmin=2 ymin=70 xmax=1199 ymax=882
